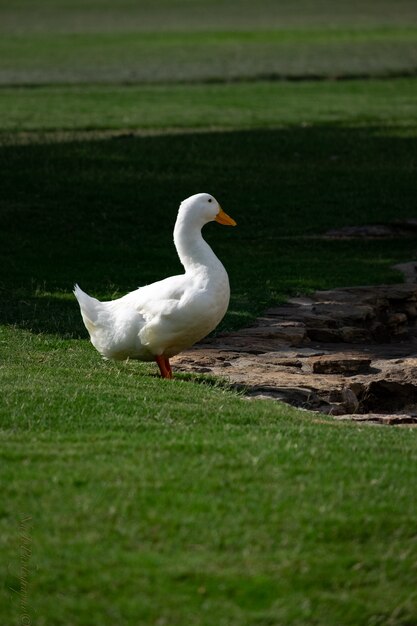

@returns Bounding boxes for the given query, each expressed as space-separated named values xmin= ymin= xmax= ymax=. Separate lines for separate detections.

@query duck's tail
xmin=73 ymin=284 xmax=102 ymax=335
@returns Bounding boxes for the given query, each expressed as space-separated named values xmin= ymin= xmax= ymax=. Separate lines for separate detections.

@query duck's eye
xmin=208 ymin=199 xmax=212 ymax=203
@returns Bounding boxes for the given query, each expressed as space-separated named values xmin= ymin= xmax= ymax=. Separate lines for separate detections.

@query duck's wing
xmin=116 ymin=274 xmax=189 ymax=321
xmin=122 ymin=274 xmax=198 ymax=353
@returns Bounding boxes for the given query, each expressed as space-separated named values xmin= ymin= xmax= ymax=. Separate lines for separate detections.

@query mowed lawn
xmin=1 ymin=28 xmax=417 ymax=85
xmin=1 ymin=2 xmax=417 ymax=625
xmin=1 ymin=0 xmax=417 ymax=85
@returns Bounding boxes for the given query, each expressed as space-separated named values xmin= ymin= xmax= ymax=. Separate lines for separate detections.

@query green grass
xmin=2 ymin=0 xmax=417 ymax=86
xmin=1 ymin=81 xmax=417 ymax=623
xmin=2 ymin=1 xmax=416 ymax=87
xmin=1 ymin=114 xmax=417 ymax=334
xmin=1 ymin=328 xmax=417 ymax=625
xmin=1 ymin=0 xmax=417 ymax=33
xmin=1 ymin=28 xmax=417 ymax=85
xmin=1 ymin=79 xmax=417 ymax=132
xmin=2 ymin=3 xmax=417 ymax=623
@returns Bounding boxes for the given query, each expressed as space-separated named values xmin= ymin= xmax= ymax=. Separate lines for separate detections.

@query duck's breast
xmin=140 ymin=268 xmax=230 ymax=357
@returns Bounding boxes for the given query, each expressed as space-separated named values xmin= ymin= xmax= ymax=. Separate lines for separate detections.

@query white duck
xmin=74 ymin=193 xmax=236 ymax=378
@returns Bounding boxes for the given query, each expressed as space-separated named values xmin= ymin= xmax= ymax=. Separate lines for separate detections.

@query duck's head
xmin=179 ymin=193 xmax=237 ymax=228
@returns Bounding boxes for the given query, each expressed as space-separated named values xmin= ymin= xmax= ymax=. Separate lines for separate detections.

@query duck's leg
xmin=155 ymin=355 xmax=172 ymax=379
xmin=164 ymin=357 xmax=172 ymax=378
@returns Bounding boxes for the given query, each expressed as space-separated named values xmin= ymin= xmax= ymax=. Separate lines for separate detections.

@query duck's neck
xmin=174 ymin=216 xmax=223 ymax=274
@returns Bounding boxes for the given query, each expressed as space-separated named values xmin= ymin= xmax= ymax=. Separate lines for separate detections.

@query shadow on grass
xmin=1 ymin=125 xmax=416 ymax=337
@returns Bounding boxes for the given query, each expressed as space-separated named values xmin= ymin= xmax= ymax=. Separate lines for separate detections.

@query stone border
xmin=173 ymin=278 xmax=417 ymax=425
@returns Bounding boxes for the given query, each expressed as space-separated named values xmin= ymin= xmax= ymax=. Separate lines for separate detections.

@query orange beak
xmin=215 ymin=207 xmax=237 ymax=226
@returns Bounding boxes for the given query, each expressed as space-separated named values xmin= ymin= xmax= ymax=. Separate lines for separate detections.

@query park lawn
xmin=1 ymin=0 xmax=416 ymax=87
xmin=1 ymin=29 xmax=417 ymax=623
xmin=1 ymin=79 xmax=417 ymax=133
xmin=1 ymin=27 xmax=417 ymax=85
xmin=1 ymin=0 xmax=417 ymax=34
xmin=1 ymin=326 xmax=417 ymax=626
xmin=1 ymin=90 xmax=417 ymax=624
xmin=1 ymin=85 xmax=417 ymax=333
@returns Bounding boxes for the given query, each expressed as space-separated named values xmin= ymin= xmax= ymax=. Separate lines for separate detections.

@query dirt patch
xmin=173 ymin=279 xmax=417 ymax=425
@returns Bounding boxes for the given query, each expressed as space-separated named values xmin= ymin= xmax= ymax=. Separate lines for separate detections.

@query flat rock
xmin=334 ymin=413 xmax=417 ymax=425
xmin=172 ymin=281 xmax=417 ymax=425
xmin=307 ymin=354 xmax=372 ymax=375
